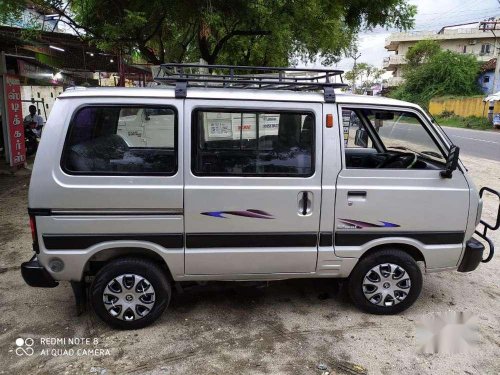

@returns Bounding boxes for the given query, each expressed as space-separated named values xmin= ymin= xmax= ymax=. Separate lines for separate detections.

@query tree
xmin=2 ymin=1 xmax=416 ymax=66
xmin=344 ymin=63 xmax=385 ymax=93
xmin=391 ymin=41 xmax=482 ymax=107
xmin=404 ymin=39 xmax=441 ymax=69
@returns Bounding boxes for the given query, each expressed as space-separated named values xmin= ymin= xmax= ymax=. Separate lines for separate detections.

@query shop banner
xmin=5 ymin=75 xmax=26 ymax=166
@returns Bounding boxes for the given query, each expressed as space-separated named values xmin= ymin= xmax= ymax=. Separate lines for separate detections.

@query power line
xmin=361 ymin=12 xmax=500 ymax=35
xmin=415 ymin=0 xmax=498 ymax=17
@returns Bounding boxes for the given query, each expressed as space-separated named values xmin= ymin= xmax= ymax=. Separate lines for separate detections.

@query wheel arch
xmin=359 ymin=243 xmax=426 ymax=265
xmin=83 ymin=247 xmax=175 ymax=282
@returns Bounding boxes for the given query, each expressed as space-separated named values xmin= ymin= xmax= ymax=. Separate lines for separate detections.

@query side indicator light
xmin=326 ymin=114 xmax=333 ymax=128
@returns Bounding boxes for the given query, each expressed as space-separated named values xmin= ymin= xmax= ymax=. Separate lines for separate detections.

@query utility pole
xmin=348 ymin=44 xmax=361 ymax=94
xmin=352 ymin=53 xmax=362 ymax=94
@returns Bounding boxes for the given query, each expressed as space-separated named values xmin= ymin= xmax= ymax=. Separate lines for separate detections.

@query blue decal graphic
xmin=201 ymin=209 xmax=274 ymax=219
xmin=339 ymin=219 xmax=400 ymax=228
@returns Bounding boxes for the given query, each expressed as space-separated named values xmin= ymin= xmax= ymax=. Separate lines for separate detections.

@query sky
xmin=318 ymin=0 xmax=500 ymax=72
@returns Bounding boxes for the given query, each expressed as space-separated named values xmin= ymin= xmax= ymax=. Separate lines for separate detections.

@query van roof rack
xmin=155 ymin=63 xmax=346 ymax=103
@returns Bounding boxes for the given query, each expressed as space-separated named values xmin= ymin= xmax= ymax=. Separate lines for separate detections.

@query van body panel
xmin=183 ymin=99 xmax=323 ymax=275
xmin=29 ymin=98 xmax=183 ymax=211
xmin=317 ymin=102 xmax=342 ymax=248
xmin=26 ymin=88 xmax=486 ymax=285
xmin=36 ymin=214 xmax=183 ymax=238
xmin=36 ymin=239 xmax=184 ymax=282
xmin=334 ymin=105 xmax=470 ymax=269
xmin=29 ymin=97 xmax=186 ymax=278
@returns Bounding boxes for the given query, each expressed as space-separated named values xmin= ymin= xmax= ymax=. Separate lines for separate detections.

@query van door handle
xmin=347 ymin=191 xmax=366 ymax=205
xmin=298 ymin=191 xmax=313 ymax=216
xmin=347 ymin=191 xmax=367 ymax=197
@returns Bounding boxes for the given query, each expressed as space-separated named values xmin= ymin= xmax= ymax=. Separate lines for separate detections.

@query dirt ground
xmin=0 ymin=154 xmax=499 ymax=375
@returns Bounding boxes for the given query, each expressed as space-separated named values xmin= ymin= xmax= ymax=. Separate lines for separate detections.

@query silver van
xmin=21 ymin=64 xmax=499 ymax=329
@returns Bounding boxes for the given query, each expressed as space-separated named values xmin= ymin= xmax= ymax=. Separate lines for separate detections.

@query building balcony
xmin=383 ymin=55 xmax=406 ymax=70
xmin=383 ymin=49 xmax=494 ymax=71
xmin=385 ymin=28 xmax=496 ymax=51
xmin=385 ymin=77 xmax=404 ymax=87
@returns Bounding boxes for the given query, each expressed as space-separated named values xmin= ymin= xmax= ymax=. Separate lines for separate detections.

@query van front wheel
xmin=348 ymin=249 xmax=422 ymax=314
xmin=90 ymin=258 xmax=171 ymax=329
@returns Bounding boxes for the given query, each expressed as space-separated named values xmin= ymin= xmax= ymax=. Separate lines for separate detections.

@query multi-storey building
xmin=383 ymin=21 xmax=498 ymax=87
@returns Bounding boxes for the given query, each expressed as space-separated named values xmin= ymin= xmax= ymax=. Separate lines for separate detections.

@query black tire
xmin=348 ymin=249 xmax=422 ymax=315
xmin=90 ymin=257 xmax=171 ymax=329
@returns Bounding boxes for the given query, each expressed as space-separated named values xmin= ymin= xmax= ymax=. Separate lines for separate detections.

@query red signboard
xmin=5 ymin=75 xmax=26 ymax=166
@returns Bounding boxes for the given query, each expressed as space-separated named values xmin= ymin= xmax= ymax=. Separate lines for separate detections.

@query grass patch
xmin=434 ymin=114 xmax=492 ymax=131
xmin=431 ymin=95 xmax=485 ymax=101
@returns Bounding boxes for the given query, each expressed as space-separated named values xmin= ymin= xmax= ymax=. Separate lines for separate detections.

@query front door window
xmin=343 ymin=108 xmax=446 ymax=169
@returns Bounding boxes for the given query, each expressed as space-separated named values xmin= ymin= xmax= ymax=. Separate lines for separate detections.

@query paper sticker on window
xmin=342 ymin=110 xmax=351 ymax=146
xmin=208 ymin=120 xmax=233 ymax=138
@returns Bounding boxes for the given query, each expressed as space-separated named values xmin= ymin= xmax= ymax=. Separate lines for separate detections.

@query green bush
xmin=389 ymin=41 xmax=482 ymax=108
xmin=434 ymin=115 xmax=491 ymax=130
xmin=440 ymin=110 xmax=455 ymax=118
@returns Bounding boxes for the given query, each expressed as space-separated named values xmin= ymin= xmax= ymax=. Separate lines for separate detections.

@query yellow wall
xmin=429 ymin=97 xmax=500 ymax=118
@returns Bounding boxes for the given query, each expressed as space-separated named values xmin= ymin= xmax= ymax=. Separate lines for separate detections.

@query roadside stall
xmin=483 ymin=91 xmax=500 ymax=128
xmin=0 ymin=26 xmax=154 ymax=167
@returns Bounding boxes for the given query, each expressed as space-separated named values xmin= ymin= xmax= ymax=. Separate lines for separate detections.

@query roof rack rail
xmin=155 ymin=63 xmax=346 ymax=103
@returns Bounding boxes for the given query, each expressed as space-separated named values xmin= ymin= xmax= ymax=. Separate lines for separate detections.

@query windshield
xmin=364 ymin=109 xmax=445 ymax=162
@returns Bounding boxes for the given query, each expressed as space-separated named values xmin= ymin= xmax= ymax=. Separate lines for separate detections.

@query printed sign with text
xmin=6 ymin=75 xmax=26 ymax=166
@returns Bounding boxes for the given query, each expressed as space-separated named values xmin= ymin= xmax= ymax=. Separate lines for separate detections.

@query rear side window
xmin=192 ymin=109 xmax=315 ymax=176
xmin=62 ymin=106 xmax=177 ymax=175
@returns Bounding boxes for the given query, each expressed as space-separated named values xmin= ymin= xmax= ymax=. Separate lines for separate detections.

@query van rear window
xmin=192 ymin=110 xmax=314 ymax=177
xmin=62 ymin=106 xmax=177 ymax=175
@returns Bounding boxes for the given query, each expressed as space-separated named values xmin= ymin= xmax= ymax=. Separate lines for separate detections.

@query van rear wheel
xmin=348 ymin=249 xmax=422 ymax=315
xmin=90 ymin=258 xmax=171 ymax=329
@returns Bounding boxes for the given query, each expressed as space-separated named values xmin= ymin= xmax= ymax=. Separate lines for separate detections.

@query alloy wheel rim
xmin=362 ymin=263 xmax=411 ymax=307
xmin=103 ymin=274 xmax=156 ymax=321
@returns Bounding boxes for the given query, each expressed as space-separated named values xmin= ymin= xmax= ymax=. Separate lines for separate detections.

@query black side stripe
xmin=29 ymin=208 xmax=183 ymax=216
xmin=41 ymin=231 xmax=465 ymax=250
xmin=43 ymin=233 xmax=317 ymax=250
xmin=319 ymin=232 xmax=333 ymax=247
xmin=28 ymin=208 xmax=51 ymax=216
xmin=43 ymin=234 xmax=184 ymax=250
xmin=186 ymin=233 xmax=318 ymax=248
xmin=335 ymin=231 xmax=465 ymax=246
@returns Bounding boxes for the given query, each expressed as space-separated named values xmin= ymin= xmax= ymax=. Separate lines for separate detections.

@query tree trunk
xmin=137 ymin=44 xmax=161 ymax=65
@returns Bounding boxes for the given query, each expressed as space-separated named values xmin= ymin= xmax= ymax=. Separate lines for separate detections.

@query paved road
xmin=377 ymin=123 xmax=500 ymax=161
xmin=440 ymin=126 xmax=500 ymax=161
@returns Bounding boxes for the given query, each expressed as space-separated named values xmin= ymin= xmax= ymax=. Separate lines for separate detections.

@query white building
xmin=383 ymin=20 xmax=499 ymax=86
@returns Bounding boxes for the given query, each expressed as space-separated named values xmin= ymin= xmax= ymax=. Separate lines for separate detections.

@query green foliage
xmin=1 ymin=0 xmax=416 ymax=66
xmin=440 ymin=110 xmax=456 ymax=118
xmin=0 ymin=0 xmax=26 ymax=24
xmin=404 ymin=40 xmax=440 ymax=69
xmin=391 ymin=41 xmax=482 ymax=107
xmin=344 ymin=62 xmax=385 ymax=93
xmin=435 ymin=115 xmax=492 ymax=131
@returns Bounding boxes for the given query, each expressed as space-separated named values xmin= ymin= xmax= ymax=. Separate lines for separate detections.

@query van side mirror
xmin=354 ymin=128 xmax=368 ymax=148
xmin=440 ymin=145 xmax=460 ymax=178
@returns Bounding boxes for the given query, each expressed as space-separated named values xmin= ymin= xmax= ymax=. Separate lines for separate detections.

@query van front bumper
xmin=21 ymin=256 xmax=59 ymax=288
xmin=458 ymin=238 xmax=485 ymax=272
